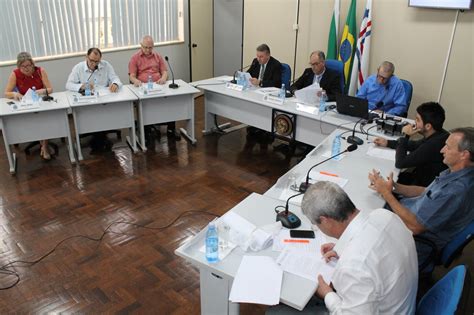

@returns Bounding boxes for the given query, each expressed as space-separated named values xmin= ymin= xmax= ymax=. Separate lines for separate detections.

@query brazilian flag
xmin=338 ymin=0 xmax=357 ymax=92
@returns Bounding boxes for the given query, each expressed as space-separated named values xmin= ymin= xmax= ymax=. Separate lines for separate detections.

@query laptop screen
xmin=335 ymin=94 xmax=369 ymax=119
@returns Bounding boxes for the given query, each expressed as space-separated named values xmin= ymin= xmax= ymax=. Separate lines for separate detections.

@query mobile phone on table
xmin=7 ymin=101 xmax=15 ymax=105
xmin=290 ymin=230 xmax=315 ymax=239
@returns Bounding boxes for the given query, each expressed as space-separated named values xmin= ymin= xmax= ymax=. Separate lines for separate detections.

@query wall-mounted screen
xmin=409 ymin=0 xmax=472 ymax=9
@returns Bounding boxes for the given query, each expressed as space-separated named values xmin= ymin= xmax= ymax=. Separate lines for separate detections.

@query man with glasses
xmin=66 ymin=47 xmax=122 ymax=93
xmin=129 ymin=35 xmax=180 ymax=141
xmin=356 ymin=61 xmax=407 ymax=116
xmin=290 ymin=51 xmax=342 ymax=101
xmin=66 ymin=48 xmax=123 ymax=152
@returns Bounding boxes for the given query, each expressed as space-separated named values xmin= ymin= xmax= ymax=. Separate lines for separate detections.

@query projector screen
xmin=408 ymin=0 xmax=472 ymax=10
xmin=409 ymin=0 xmax=472 ymax=9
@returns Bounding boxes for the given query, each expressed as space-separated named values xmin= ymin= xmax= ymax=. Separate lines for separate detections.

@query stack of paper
xmin=229 ymin=256 xmax=283 ymax=305
xmin=366 ymin=145 xmax=396 ymax=161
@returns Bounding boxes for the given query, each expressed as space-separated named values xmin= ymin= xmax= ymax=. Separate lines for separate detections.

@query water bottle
xmin=319 ymin=90 xmax=327 ymax=112
xmin=147 ymin=74 xmax=153 ymax=91
xmin=331 ymin=134 xmax=342 ymax=160
xmin=84 ymin=82 xmax=91 ymax=96
xmin=236 ymin=72 xmax=243 ymax=86
xmin=205 ymin=222 xmax=219 ymax=263
xmin=279 ymin=84 xmax=286 ymax=101
xmin=32 ymin=86 xmax=39 ymax=103
xmin=93 ymin=78 xmax=98 ymax=97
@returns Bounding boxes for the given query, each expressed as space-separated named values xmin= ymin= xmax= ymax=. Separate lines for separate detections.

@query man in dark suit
xmin=247 ymin=44 xmax=282 ymax=88
xmin=244 ymin=44 xmax=283 ymax=151
xmin=290 ymin=50 xmax=342 ymax=101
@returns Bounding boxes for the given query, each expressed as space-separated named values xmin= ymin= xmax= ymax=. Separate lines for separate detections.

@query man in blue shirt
xmin=368 ymin=127 xmax=474 ymax=267
xmin=356 ymin=61 xmax=407 ymax=116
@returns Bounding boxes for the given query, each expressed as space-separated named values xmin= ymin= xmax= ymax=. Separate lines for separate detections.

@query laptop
xmin=335 ymin=93 xmax=369 ymax=119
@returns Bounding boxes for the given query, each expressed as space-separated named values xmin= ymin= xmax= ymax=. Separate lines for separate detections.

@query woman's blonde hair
xmin=16 ymin=52 xmax=35 ymax=68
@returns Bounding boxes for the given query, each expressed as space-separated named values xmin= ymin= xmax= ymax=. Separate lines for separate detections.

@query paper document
xmin=229 ymin=256 xmax=283 ymax=305
xmin=366 ymin=145 xmax=396 ymax=161
xmin=276 ymin=249 xmax=336 ymax=283
xmin=294 ymin=84 xmax=321 ymax=105
xmin=255 ymin=87 xmax=280 ymax=95
xmin=308 ymin=171 xmax=348 ymax=188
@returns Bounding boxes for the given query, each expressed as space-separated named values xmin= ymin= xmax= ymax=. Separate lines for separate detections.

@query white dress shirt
xmin=325 ymin=209 xmax=418 ymax=314
xmin=65 ymin=60 xmax=123 ymax=92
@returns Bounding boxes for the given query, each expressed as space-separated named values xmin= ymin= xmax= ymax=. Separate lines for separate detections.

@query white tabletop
xmin=0 ymin=92 xmax=70 ymax=116
xmin=66 ymin=86 xmax=138 ymax=108
xmin=127 ymin=79 xmax=200 ymax=99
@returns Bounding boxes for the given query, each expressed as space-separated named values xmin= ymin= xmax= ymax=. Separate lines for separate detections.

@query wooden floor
xmin=0 ymin=95 xmax=472 ymax=314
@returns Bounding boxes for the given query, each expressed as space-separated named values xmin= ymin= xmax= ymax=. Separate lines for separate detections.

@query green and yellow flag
xmin=338 ymin=0 xmax=357 ymax=90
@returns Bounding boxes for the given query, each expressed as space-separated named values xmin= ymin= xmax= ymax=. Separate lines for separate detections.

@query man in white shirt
xmin=66 ymin=47 xmax=123 ymax=152
xmin=269 ymin=181 xmax=418 ymax=314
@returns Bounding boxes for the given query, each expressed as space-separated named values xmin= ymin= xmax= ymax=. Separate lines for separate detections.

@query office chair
xmin=415 ymin=220 xmax=474 ymax=274
xmin=417 ymin=265 xmax=471 ymax=315
xmin=325 ymin=59 xmax=345 ymax=93
xmin=400 ymin=79 xmax=413 ymax=118
xmin=281 ymin=63 xmax=291 ymax=89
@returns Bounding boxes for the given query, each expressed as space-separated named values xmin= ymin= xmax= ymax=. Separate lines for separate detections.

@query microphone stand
xmin=165 ymin=56 xmax=179 ymax=89
xmin=276 ymin=192 xmax=303 ymax=229
xmin=299 ymin=144 xmax=358 ymax=193
xmin=347 ymin=117 xmax=366 ymax=145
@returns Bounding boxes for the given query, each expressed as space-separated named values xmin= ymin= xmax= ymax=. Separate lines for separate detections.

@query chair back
xmin=441 ymin=220 xmax=474 ymax=267
xmin=281 ymin=63 xmax=291 ymax=89
xmin=417 ymin=265 xmax=470 ymax=315
xmin=400 ymin=79 xmax=413 ymax=117
xmin=325 ymin=59 xmax=344 ymax=93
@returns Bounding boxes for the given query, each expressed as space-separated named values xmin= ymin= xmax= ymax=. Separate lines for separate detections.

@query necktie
xmin=259 ymin=64 xmax=266 ymax=81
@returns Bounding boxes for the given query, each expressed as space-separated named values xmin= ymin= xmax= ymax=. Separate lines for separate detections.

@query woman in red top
xmin=4 ymin=52 xmax=54 ymax=160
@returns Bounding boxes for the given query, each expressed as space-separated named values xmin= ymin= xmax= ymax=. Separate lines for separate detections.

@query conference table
xmin=127 ymin=80 xmax=200 ymax=151
xmin=0 ymin=92 xmax=76 ymax=174
xmin=191 ymin=76 xmax=362 ymax=147
xmin=176 ymin=129 xmax=398 ymax=314
xmin=66 ymin=87 xmax=138 ymax=161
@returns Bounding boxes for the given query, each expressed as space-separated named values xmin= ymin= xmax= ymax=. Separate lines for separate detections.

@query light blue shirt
xmin=356 ymin=74 xmax=407 ymax=116
xmin=66 ymin=60 xmax=123 ymax=92
xmin=401 ymin=167 xmax=474 ymax=265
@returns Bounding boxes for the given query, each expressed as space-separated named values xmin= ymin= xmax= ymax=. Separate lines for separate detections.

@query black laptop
xmin=335 ymin=93 xmax=369 ymax=119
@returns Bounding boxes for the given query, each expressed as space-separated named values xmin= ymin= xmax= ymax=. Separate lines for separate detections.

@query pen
xmin=283 ymin=239 xmax=310 ymax=244
xmin=319 ymin=171 xmax=338 ymax=177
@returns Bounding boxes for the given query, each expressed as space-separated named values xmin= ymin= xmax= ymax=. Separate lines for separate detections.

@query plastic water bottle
xmin=93 ymin=78 xmax=98 ymax=97
xmin=147 ymin=75 xmax=153 ymax=91
xmin=279 ymin=84 xmax=286 ymax=101
xmin=32 ymin=86 xmax=39 ymax=103
xmin=205 ymin=222 xmax=219 ymax=263
xmin=331 ymin=134 xmax=342 ymax=160
xmin=319 ymin=90 xmax=327 ymax=112
xmin=84 ymin=82 xmax=91 ymax=96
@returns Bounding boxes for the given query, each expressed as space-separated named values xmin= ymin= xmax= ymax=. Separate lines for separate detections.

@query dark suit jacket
xmin=290 ymin=67 xmax=342 ymax=101
xmin=247 ymin=56 xmax=282 ymax=88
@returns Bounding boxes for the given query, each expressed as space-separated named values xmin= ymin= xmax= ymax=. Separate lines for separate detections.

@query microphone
xmin=376 ymin=101 xmax=385 ymax=120
xmin=230 ymin=60 xmax=257 ymax=84
xmin=347 ymin=117 xmax=366 ymax=145
xmin=165 ymin=56 xmax=178 ymax=89
xmin=36 ymin=67 xmax=53 ymax=101
xmin=276 ymin=192 xmax=303 ymax=229
xmin=299 ymin=144 xmax=358 ymax=193
xmin=79 ymin=65 xmax=98 ymax=95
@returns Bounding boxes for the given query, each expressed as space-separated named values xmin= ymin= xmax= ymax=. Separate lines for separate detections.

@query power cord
xmin=0 ymin=210 xmax=219 ymax=290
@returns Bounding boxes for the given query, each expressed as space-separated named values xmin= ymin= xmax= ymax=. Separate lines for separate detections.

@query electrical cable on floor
xmin=0 ymin=210 xmax=219 ymax=290
xmin=213 ymin=114 xmax=225 ymax=133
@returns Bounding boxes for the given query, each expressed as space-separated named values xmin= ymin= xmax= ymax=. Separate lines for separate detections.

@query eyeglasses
xmin=141 ymin=45 xmax=153 ymax=50
xmin=310 ymin=61 xmax=322 ymax=67
xmin=377 ymin=73 xmax=391 ymax=81
xmin=87 ymin=58 xmax=101 ymax=65
xmin=20 ymin=63 xmax=33 ymax=69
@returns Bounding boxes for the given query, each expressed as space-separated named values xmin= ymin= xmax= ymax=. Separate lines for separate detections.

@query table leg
xmin=72 ymin=110 xmax=84 ymax=161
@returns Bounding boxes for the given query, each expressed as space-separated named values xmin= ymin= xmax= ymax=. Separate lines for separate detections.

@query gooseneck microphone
xmin=276 ymin=192 xmax=303 ymax=229
xmin=230 ymin=60 xmax=257 ymax=84
xmin=36 ymin=67 xmax=53 ymax=101
xmin=165 ymin=56 xmax=178 ymax=89
xmin=347 ymin=117 xmax=366 ymax=145
xmin=299 ymin=144 xmax=358 ymax=193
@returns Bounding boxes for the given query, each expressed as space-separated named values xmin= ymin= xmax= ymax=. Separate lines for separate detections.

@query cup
xmin=218 ymin=223 xmax=231 ymax=251
xmin=288 ymin=174 xmax=298 ymax=191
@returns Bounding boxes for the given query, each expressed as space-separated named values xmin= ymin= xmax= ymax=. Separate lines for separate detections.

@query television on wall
xmin=409 ymin=0 xmax=472 ymax=9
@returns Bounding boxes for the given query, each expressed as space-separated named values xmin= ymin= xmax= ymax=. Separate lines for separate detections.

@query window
xmin=0 ymin=0 xmax=184 ymax=64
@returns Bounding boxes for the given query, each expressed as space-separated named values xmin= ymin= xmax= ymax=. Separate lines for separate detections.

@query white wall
xmin=243 ymin=0 xmax=474 ymax=128
xmin=0 ymin=2 xmax=190 ymax=95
